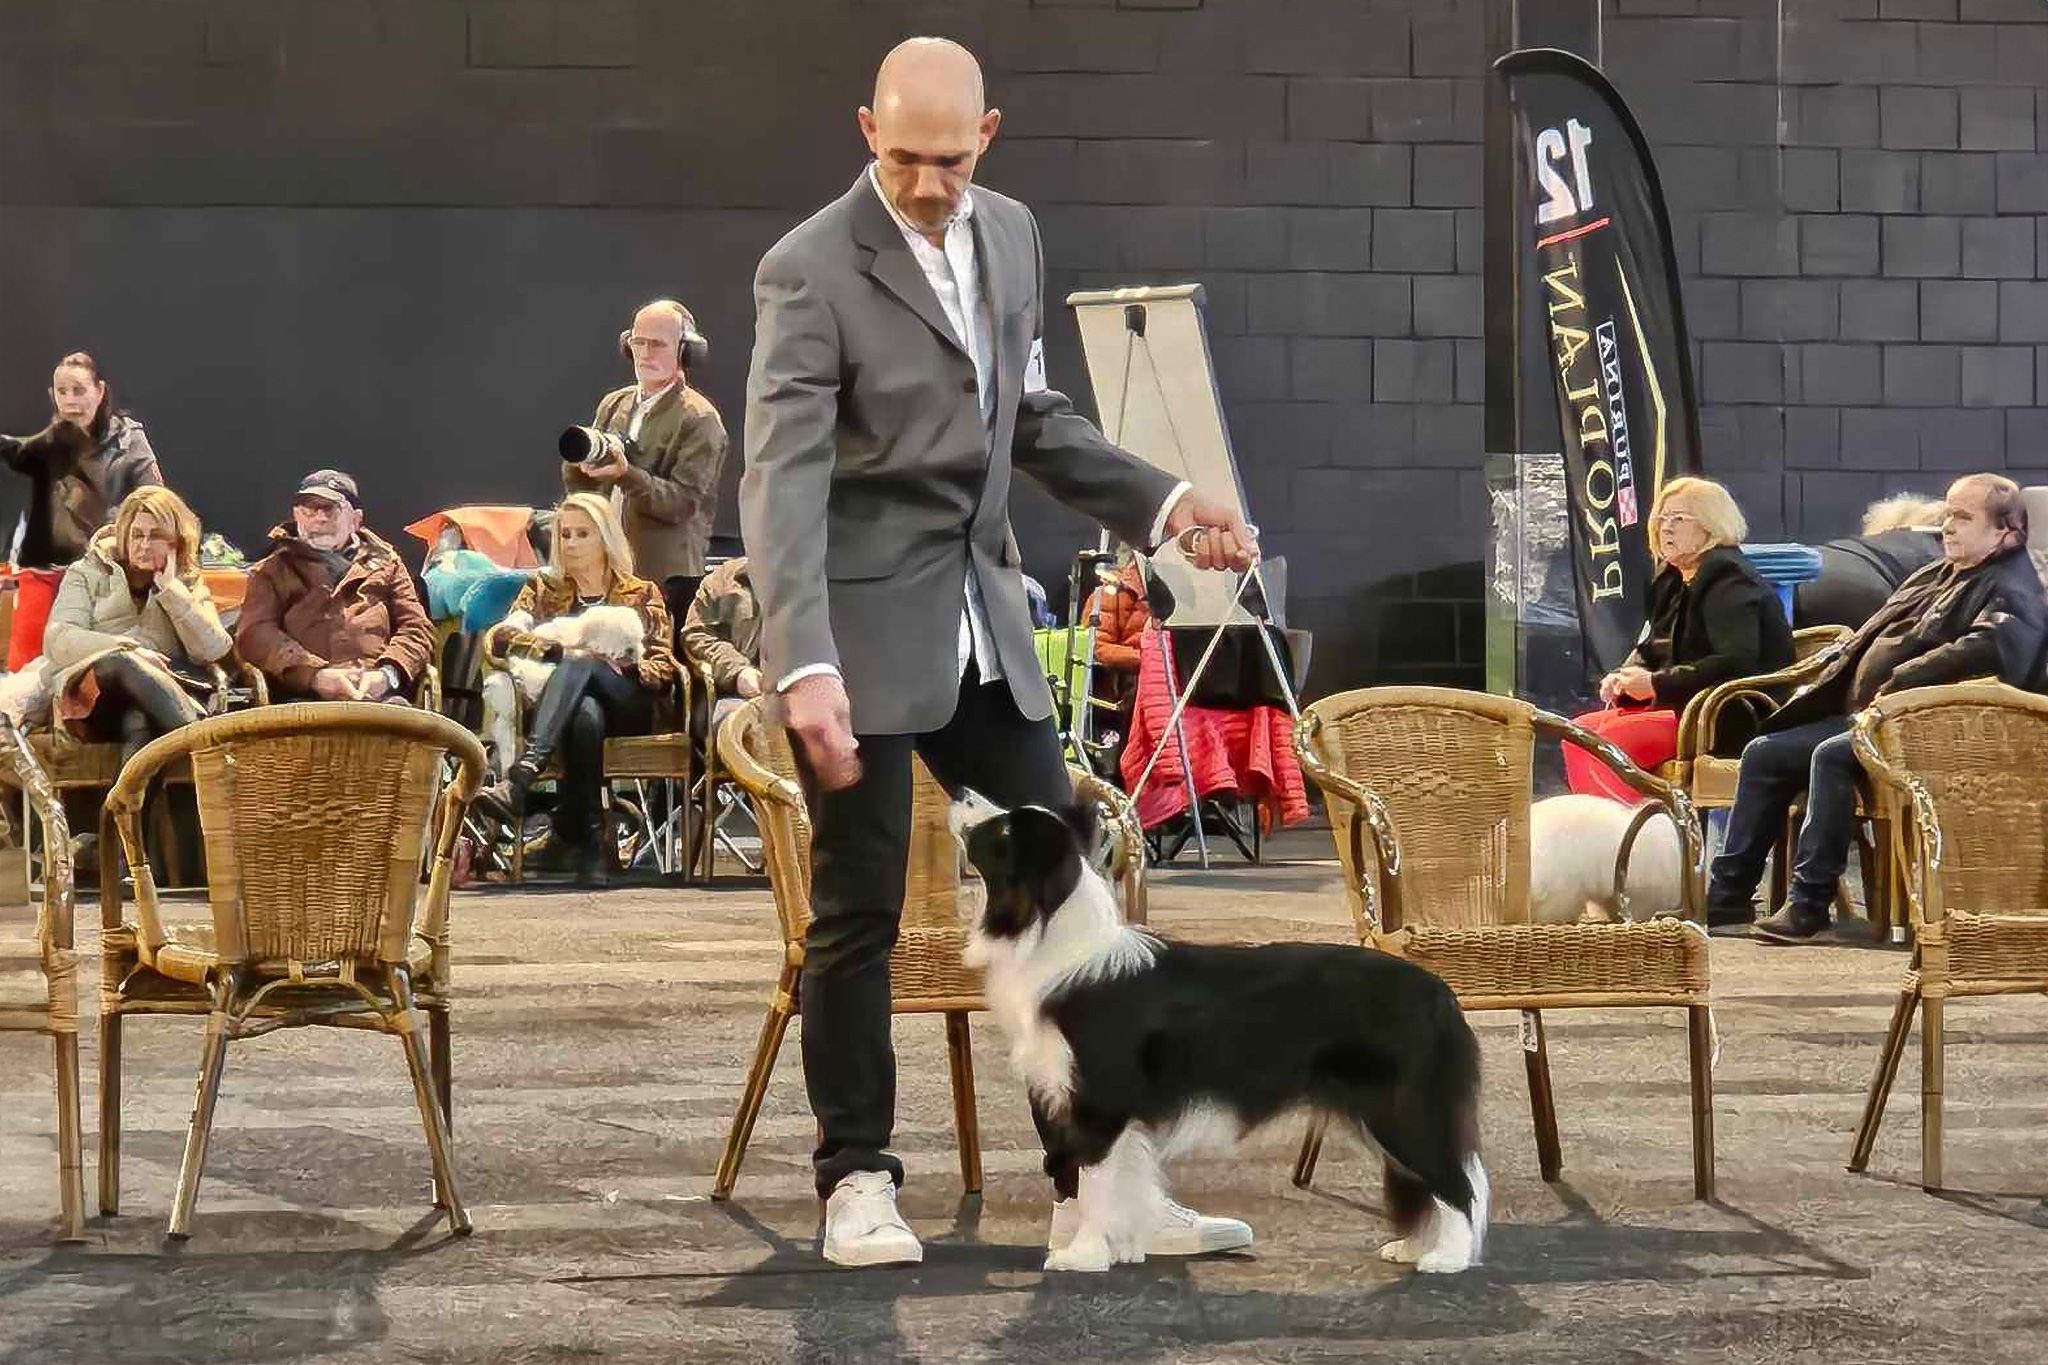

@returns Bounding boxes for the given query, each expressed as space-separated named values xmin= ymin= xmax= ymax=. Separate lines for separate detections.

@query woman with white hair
xmin=1792 ymin=494 xmax=1944 ymax=632
xmin=475 ymin=493 xmax=678 ymax=885
xmin=1565 ymin=477 xmax=1794 ymax=803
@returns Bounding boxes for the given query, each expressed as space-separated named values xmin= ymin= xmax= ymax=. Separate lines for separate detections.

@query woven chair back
xmin=1863 ymin=684 xmax=2048 ymax=924
xmin=152 ymin=705 xmax=478 ymax=968
xmin=1301 ymin=687 xmax=1534 ymax=932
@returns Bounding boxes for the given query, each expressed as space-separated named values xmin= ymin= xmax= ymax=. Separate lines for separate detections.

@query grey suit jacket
xmin=740 ymin=170 xmax=1177 ymax=735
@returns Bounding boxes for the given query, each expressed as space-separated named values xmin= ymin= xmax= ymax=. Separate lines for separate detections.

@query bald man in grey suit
xmin=740 ymin=38 xmax=1257 ymax=1268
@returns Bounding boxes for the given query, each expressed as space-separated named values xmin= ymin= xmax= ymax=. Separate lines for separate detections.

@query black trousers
xmin=1706 ymin=715 xmax=1862 ymax=916
xmin=519 ymin=654 xmax=655 ymax=846
xmin=86 ymin=652 xmax=207 ymax=764
xmin=795 ymin=662 xmax=1072 ymax=1197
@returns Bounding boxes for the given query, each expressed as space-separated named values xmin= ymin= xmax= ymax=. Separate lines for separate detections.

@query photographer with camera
xmin=563 ymin=300 xmax=730 ymax=628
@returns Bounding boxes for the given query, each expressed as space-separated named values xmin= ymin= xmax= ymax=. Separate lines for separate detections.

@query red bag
xmin=6 ymin=567 xmax=63 ymax=672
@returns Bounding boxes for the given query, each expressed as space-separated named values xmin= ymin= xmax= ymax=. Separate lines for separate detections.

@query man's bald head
xmin=859 ymin=37 xmax=1001 ymax=238
xmin=873 ymin=37 xmax=984 ymax=121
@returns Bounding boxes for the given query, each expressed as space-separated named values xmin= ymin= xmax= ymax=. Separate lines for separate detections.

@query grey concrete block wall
xmin=0 ymin=0 xmax=2043 ymax=699
xmin=1606 ymin=0 xmax=2048 ymax=537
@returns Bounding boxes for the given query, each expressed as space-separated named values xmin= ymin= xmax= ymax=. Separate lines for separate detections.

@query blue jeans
xmin=1707 ymin=716 xmax=1862 ymax=915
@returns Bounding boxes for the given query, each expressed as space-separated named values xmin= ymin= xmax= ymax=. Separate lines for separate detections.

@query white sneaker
xmin=1048 ymin=1195 xmax=1254 ymax=1257
xmin=822 ymin=1172 xmax=923 ymax=1268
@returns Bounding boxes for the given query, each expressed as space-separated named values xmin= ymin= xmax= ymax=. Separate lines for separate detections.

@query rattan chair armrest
xmin=689 ymin=657 xmax=719 ymax=722
xmin=1070 ymin=764 xmax=1147 ymax=923
xmin=415 ymin=781 xmax=470 ymax=974
xmin=1672 ymin=687 xmax=1713 ymax=762
xmin=715 ymin=699 xmax=804 ymax=812
xmin=1675 ymin=649 xmax=1840 ymax=762
xmin=0 ymin=718 xmax=73 ymax=954
xmin=236 ymin=658 xmax=270 ymax=708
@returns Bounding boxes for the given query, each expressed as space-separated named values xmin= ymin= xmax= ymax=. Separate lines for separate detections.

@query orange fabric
xmin=1120 ymin=625 xmax=1310 ymax=832
xmin=5 ymin=567 xmax=64 ymax=671
xmin=1564 ymin=706 xmax=1679 ymax=805
xmin=201 ymin=567 xmax=248 ymax=616
xmin=1083 ymin=565 xmax=1150 ymax=672
xmin=56 ymin=662 xmax=100 ymax=727
xmin=402 ymin=506 xmax=540 ymax=570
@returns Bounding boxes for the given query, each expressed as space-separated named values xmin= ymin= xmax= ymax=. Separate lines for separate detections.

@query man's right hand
xmin=312 ymin=667 xmax=361 ymax=701
xmin=737 ymin=667 xmax=763 ymax=698
xmin=782 ymin=671 xmax=861 ymax=791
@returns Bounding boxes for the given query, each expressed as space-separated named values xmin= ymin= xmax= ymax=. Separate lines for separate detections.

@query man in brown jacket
xmin=681 ymin=556 xmax=763 ymax=717
xmin=566 ymin=299 xmax=730 ymax=621
xmin=236 ymin=470 xmax=438 ymax=702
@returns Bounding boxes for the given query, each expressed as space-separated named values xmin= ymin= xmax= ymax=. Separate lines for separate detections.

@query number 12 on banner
xmin=1534 ymin=118 xmax=1595 ymax=225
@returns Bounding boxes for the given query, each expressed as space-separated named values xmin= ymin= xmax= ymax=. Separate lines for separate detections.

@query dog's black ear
xmin=1058 ymin=799 xmax=1099 ymax=852
xmin=1006 ymin=805 xmax=1076 ymax=865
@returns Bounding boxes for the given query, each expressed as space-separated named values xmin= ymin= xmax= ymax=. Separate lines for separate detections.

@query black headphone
xmin=619 ymin=299 xmax=709 ymax=371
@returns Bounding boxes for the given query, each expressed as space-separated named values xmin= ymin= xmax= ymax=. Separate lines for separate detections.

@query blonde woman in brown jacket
xmin=42 ymin=485 xmax=231 ymax=766
xmin=475 ymin=493 xmax=677 ymax=885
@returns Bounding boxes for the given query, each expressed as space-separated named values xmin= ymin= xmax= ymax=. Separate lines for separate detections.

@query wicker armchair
xmin=709 ymin=698 xmax=1146 ymax=1200
xmin=1658 ymin=625 xmax=1903 ymax=931
xmin=1289 ymin=687 xmax=1716 ymax=1199
xmin=0 ymin=718 xmax=86 ymax=1240
xmin=0 ymin=655 xmax=270 ymax=899
xmin=1846 ymin=682 xmax=2048 ymax=1190
xmin=97 ymin=702 xmax=485 ymax=1238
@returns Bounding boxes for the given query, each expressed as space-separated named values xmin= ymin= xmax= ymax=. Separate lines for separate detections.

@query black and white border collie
xmin=953 ymin=794 xmax=1489 ymax=1274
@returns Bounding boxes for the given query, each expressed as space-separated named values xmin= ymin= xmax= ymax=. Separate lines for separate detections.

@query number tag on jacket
xmin=1023 ymin=339 xmax=1048 ymax=396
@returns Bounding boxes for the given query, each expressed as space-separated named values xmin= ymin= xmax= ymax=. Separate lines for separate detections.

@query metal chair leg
xmin=429 ymin=1004 xmax=454 ymax=1209
xmin=168 ymin=975 xmax=236 ymax=1240
xmin=1291 ymin=1114 xmax=1328 ymax=1189
xmin=1920 ymin=995 xmax=1944 ymax=1192
xmin=1849 ymin=986 xmax=1917 ymax=1173
xmin=1686 ymin=1005 xmax=1715 ymax=1202
xmin=713 ymin=968 xmax=798 ymax=1200
xmin=53 ymin=1033 xmax=86 ymax=1241
xmin=394 ymin=970 xmax=470 ymax=1235
xmin=1523 ymin=1010 xmax=1563 ymax=1182
xmin=98 ymin=1012 xmax=123 ymax=1216
xmin=944 ymin=1011 xmax=983 ymax=1195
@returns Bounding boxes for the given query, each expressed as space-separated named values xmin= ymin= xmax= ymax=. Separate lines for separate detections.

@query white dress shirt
xmin=777 ymin=166 xmax=1189 ymax=699
xmin=627 ymin=379 xmax=677 ymax=441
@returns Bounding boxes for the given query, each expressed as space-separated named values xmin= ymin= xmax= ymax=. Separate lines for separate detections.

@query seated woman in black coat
xmin=1565 ymin=477 xmax=1795 ymax=803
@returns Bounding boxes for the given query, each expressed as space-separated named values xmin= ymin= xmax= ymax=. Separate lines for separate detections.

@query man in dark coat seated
xmin=1709 ymin=474 xmax=2048 ymax=943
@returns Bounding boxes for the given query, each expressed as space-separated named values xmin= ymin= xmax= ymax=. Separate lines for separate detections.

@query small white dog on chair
xmin=1529 ymin=793 xmax=1685 ymax=924
xmin=478 ymin=604 xmax=646 ymax=778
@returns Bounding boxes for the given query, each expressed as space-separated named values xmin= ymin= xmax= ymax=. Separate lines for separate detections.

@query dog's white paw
xmin=1379 ymin=1238 xmax=1419 ymax=1265
xmin=1414 ymin=1247 xmax=1474 ymax=1274
xmin=1045 ymin=1235 xmax=1114 ymax=1273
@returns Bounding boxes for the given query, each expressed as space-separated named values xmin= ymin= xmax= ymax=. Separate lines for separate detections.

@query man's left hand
xmin=1163 ymin=491 xmax=1259 ymax=572
xmin=582 ymin=450 xmax=628 ymax=483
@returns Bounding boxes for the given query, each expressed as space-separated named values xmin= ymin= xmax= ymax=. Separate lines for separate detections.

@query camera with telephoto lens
xmin=559 ymin=425 xmax=631 ymax=466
